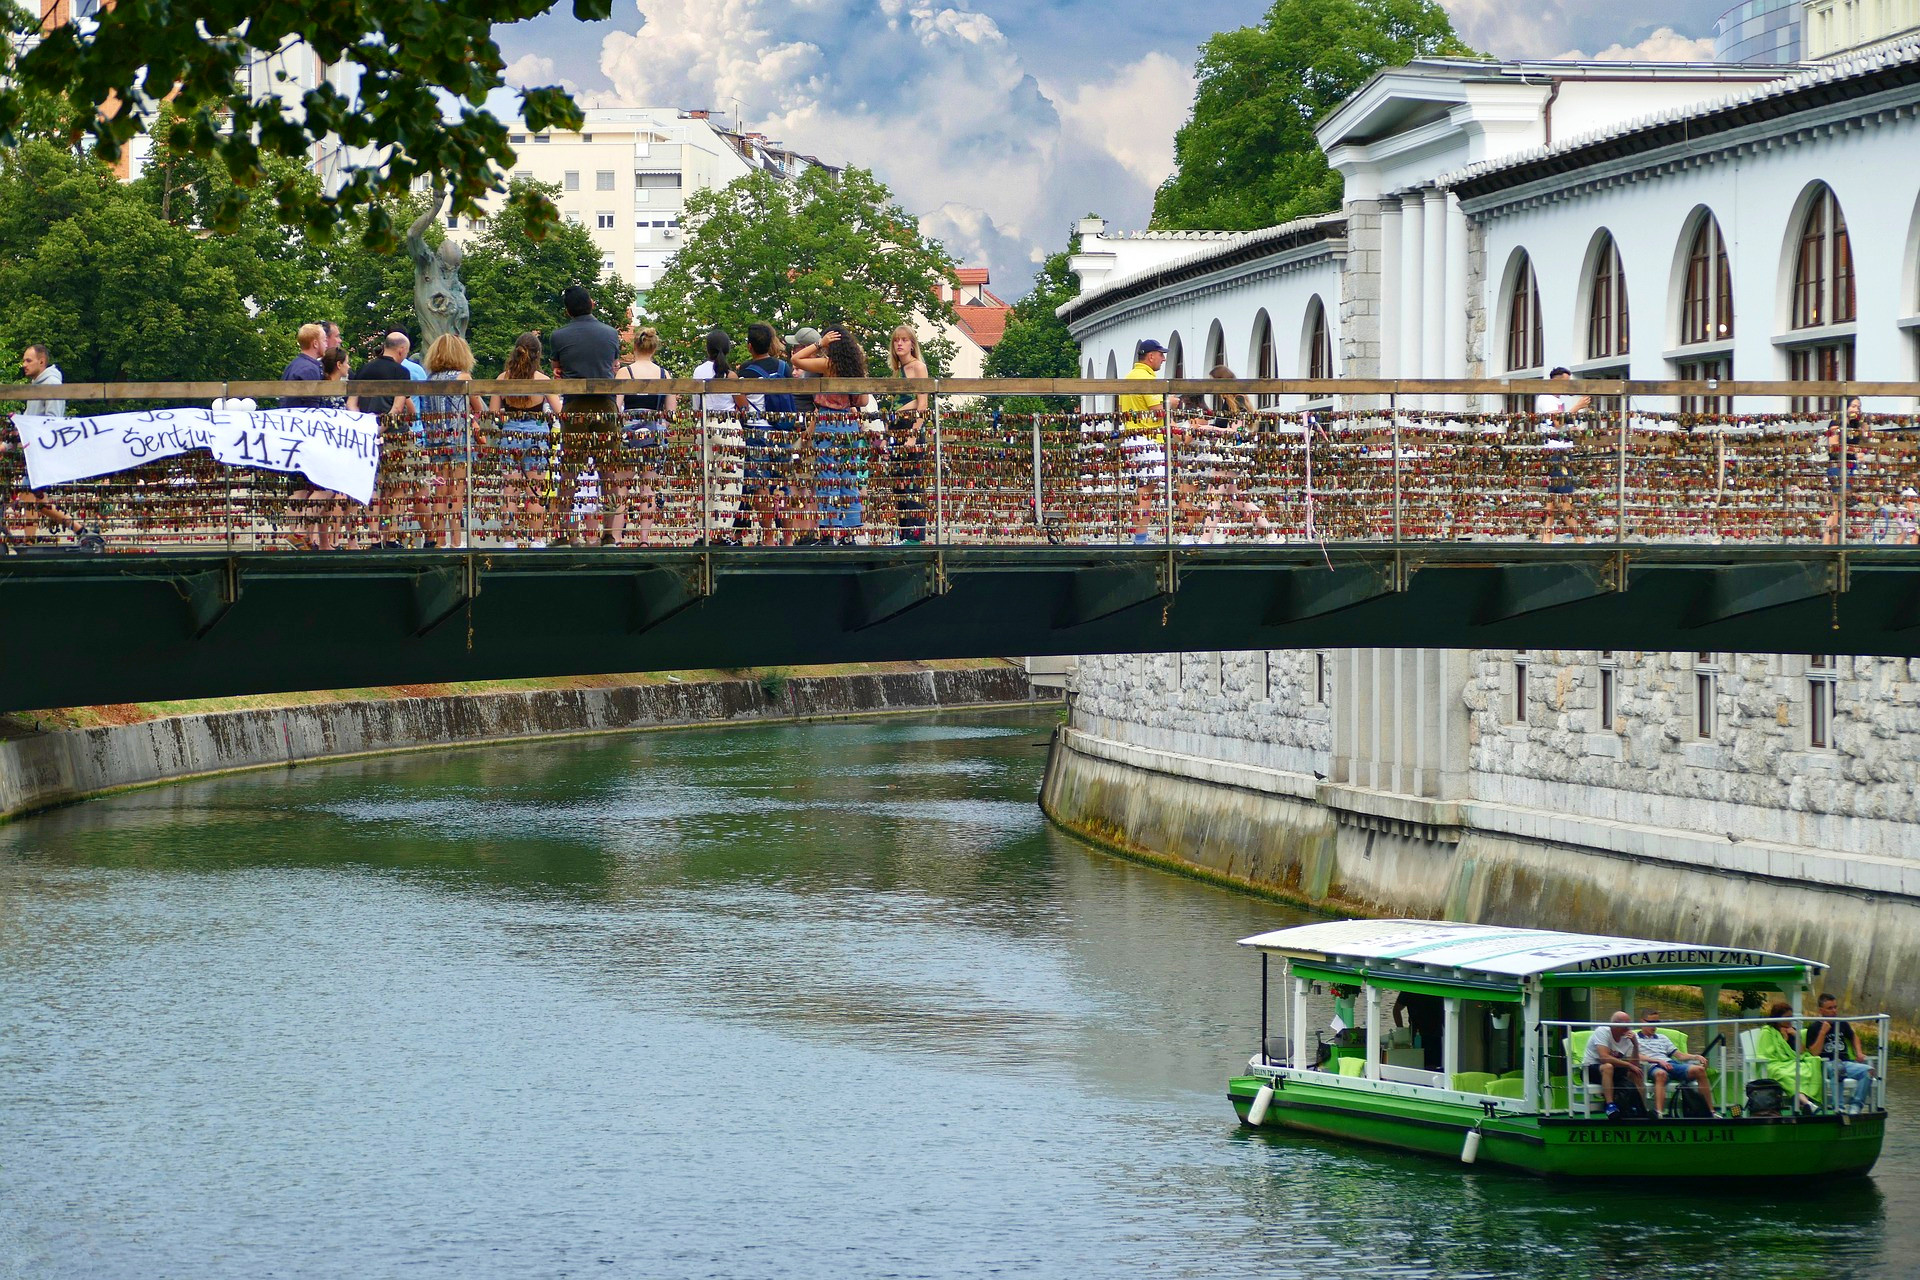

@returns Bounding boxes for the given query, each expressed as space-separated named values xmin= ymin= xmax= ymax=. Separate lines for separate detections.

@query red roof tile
xmin=954 ymin=267 xmax=990 ymax=285
xmin=955 ymin=306 xmax=1009 ymax=348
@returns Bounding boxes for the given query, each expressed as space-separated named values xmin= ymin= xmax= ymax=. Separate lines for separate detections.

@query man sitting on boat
xmin=1636 ymin=1009 xmax=1717 ymax=1117
xmin=1582 ymin=1011 xmax=1647 ymax=1119
xmin=1807 ymin=992 xmax=1876 ymax=1114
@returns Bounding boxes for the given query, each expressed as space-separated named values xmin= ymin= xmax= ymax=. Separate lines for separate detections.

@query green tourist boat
xmin=1228 ymin=920 xmax=1888 ymax=1178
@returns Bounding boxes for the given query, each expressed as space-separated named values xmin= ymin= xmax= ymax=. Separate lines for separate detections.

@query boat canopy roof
xmin=1239 ymin=919 xmax=1821 ymax=994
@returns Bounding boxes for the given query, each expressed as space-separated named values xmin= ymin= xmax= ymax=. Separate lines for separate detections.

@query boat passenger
xmin=1582 ymin=1011 xmax=1646 ymax=1119
xmin=1636 ymin=1009 xmax=1716 ymax=1117
xmin=1807 ymin=992 xmax=1876 ymax=1113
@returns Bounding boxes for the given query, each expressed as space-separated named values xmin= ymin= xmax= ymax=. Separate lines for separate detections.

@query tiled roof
xmin=1444 ymin=35 xmax=1920 ymax=196
xmin=954 ymin=267 xmax=990 ymax=285
xmin=1056 ymin=213 xmax=1346 ymax=324
xmin=955 ymin=305 xmax=1009 ymax=349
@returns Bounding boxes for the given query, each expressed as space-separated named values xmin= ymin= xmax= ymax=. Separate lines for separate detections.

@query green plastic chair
xmin=1664 ymin=1028 xmax=1690 ymax=1054
xmin=1499 ymin=1069 xmax=1525 ymax=1080
xmin=1486 ymin=1078 xmax=1525 ymax=1099
xmin=1338 ymin=1057 xmax=1364 ymax=1078
xmin=1450 ymin=1071 xmax=1496 ymax=1094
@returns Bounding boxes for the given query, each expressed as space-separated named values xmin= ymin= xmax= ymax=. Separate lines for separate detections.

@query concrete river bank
xmin=3 ymin=707 xmax=1918 ymax=1277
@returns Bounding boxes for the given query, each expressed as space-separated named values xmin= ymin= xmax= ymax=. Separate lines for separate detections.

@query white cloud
xmin=1048 ymin=52 xmax=1194 ymax=190
xmin=1561 ymin=27 xmax=1718 ymax=61
xmin=591 ymin=0 xmax=1179 ymax=293
xmin=504 ymin=53 xmax=561 ymax=88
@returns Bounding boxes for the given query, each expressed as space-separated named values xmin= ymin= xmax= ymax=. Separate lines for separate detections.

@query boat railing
xmin=1537 ymin=1015 xmax=1888 ymax=1119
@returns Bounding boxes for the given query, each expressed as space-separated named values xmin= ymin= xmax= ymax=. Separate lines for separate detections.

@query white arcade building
xmin=1063 ymin=42 xmax=1920 ymax=410
xmin=1056 ymin=40 xmax=1920 ymax=956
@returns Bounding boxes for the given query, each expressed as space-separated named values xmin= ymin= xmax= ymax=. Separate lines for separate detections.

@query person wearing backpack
xmin=736 ymin=322 xmax=797 ymax=545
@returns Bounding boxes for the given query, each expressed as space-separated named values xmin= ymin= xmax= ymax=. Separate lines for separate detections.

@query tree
xmin=461 ymin=181 xmax=638 ymax=373
xmin=1152 ymin=0 xmax=1476 ymax=231
xmin=134 ymin=102 xmax=337 ymax=346
xmin=645 ymin=167 xmax=957 ymax=376
xmin=983 ymin=232 xmax=1083 ymax=415
xmin=0 ymin=0 xmax=606 ymax=246
xmin=0 ymin=141 xmax=268 ymax=383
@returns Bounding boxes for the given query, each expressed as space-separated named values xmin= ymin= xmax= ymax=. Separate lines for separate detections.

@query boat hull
xmin=1228 ymin=1075 xmax=1884 ymax=1178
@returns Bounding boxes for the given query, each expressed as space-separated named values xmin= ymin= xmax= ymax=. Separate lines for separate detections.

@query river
xmin=1 ymin=707 xmax=1915 ymax=1278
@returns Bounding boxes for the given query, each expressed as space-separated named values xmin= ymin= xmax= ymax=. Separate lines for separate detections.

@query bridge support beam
xmin=1057 ymin=562 xmax=1170 ymax=628
xmin=1475 ymin=561 xmax=1617 ymax=624
xmin=849 ymin=563 xmax=942 ymax=631
xmin=175 ymin=559 xmax=241 ymax=639
xmin=411 ymin=559 xmax=478 ymax=637
xmin=1682 ymin=560 xmax=1834 ymax=628
xmin=1265 ymin=562 xmax=1396 ymax=624
xmin=630 ymin=566 xmax=704 ymax=634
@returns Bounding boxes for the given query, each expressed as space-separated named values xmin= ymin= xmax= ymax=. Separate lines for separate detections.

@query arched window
xmin=1675 ymin=213 xmax=1733 ymax=414
xmin=1505 ymin=255 xmax=1543 ymax=372
xmin=1167 ymin=332 xmax=1184 ymax=379
xmin=1586 ymin=233 xmax=1629 ymax=361
xmin=1793 ymin=186 xmax=1856 ymax=329
xmin=1205 ymin=321 xmax=1225 ymax=374
xmin=1104 ymin=350 xmax=1119 ymax=414
xmin=1251 ymin=310 xmax=1277 ymax=408
xmin=1305 ymin=298 xmax=1333 ymax=379
xmin=1681 ymin=214 xmax=1733 ymax=346
xmin=1787 ymin=185 xmax=1857 ymax=411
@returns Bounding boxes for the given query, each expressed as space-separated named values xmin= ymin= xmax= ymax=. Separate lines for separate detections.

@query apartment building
xmin=448 ymin=108 xmax=838 ymax=297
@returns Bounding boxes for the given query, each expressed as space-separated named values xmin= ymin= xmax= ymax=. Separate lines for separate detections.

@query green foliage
xmin=0 ymin=141 xmax=265 ymax=383
xmin=1152 ymin=0 xmax=1477 ymax=231
xmin=983 ymin=233 xmax=1083 ymax=416
xmin=0 ymin=140 xmax=642 ymax=387
xmin=757 ymin=667 xmax=792 ymax=702
xmin=0 ymin=0 xmax=594 ymax=244
xmin=462 ymin=180 xmax=638 ymax=373
xmin=645 ymin=167 xmax=957 ymax=376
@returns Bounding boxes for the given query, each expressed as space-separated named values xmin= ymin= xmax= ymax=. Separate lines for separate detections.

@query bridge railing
xmin=1 ymin=377 xmax=1916 ymax=551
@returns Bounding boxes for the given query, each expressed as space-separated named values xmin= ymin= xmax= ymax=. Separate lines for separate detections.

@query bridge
xmin=1 ymin=375 xmax=1915 ymax=711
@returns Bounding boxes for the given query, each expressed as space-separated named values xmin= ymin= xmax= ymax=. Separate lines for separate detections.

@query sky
xmin=494 ymin=0 xmax=1734 ymax=298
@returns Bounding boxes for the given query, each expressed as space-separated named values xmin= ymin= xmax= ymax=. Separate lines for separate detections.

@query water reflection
xmin=0 ymin=708 xmax=1914 ymax=1278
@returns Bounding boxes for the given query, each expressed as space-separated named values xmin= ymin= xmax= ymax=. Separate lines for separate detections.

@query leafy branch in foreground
xmin=0 ymin=0 xmax=612 ymax=247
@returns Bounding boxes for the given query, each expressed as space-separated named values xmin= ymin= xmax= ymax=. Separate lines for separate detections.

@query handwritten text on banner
xmin=11 ymin=407 xmax=384 ymax=505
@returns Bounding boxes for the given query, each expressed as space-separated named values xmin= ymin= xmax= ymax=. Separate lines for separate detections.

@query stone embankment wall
xmin=1046 ymin=649 xmax=1920 ymax=1034
xmin=0 ymin=667 xmax=1039 ymax=823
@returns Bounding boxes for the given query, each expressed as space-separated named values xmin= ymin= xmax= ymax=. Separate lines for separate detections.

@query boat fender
xmin=1248 ymin=1084 xmax=1275 ymax=1126
xmin=1460 ymin=1126 xmax=1482 ymax=1165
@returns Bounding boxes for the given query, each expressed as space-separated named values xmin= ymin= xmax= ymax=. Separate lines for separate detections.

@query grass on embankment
xmin=1 ymin=659 xmax=1022 ymax=736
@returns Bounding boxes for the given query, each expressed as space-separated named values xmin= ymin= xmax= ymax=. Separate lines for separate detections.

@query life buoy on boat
xmin=1248 ymin=1084 xmax=1274 ymax=1125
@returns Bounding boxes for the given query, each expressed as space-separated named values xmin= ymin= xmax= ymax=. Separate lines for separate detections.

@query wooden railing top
xmin=0 ymin=377 xmax=1915 ymax=401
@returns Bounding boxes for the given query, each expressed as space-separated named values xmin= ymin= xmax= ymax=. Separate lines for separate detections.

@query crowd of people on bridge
xmin=8 ymin=301 xmax=1920 ymax=551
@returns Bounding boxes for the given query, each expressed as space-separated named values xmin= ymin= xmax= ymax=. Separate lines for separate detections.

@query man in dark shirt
xmin=550 ymin=284 xmax=621 ymax=409
xmin=547 ymin=286 xmax=622 ymax=541
xmin=280 ymin=323 xmax=327 ymax=408
xmin=346 ymin=332 xmax=417 ymax=419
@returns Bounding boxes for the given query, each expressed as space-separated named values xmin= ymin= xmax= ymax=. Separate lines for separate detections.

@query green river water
xmin=1 ymin=707 xmax=1914 ymax=1278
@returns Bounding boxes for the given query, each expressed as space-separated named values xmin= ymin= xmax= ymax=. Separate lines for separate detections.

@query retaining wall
xmin=0 ymin=667 xmax=1040 ymax=822
xmin=1042 ymin=723 xmax=1920 ymax=1036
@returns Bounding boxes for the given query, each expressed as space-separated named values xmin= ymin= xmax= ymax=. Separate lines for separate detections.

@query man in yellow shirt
xmin=1118 ymin=339 xmax=1168 ymax=419
xmin=1116 ymin=339 xmax=1168 ymax=540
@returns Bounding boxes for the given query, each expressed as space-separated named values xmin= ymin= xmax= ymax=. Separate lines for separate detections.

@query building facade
xmin=446 ymin=108 xmax=837 ymax=299
xmin=1050 ymin=41 xmax=1920 ymax=1021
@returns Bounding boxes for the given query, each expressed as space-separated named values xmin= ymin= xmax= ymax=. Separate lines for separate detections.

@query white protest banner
xmin=11 ymin=406 xmax=384 ymax=505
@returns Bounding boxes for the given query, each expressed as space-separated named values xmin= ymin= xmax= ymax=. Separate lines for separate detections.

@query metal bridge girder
xmin=1679 ymin=560 xmax=1834 ymax=629
xmin=1264 ymin=562 xmax=1397 ymax=625
xmin=1057 ymin=562 xmax=1171 ymax=629
xmin=173 ymin=559 xmax=241 ymax=639
xmin=1475 ymin=561 xmax=1619 ymax=625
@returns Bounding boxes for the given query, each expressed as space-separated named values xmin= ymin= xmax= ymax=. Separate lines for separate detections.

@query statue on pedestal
xmin=407 ymin=185 xmax=470 ymax=350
